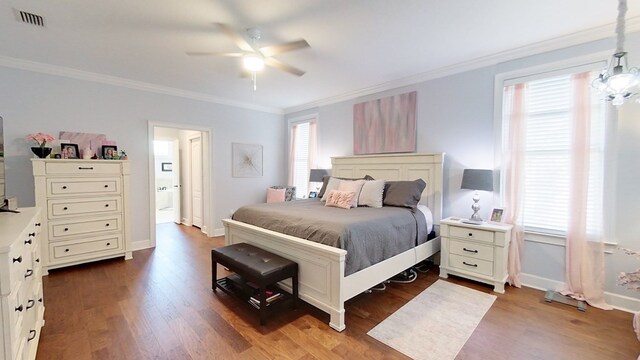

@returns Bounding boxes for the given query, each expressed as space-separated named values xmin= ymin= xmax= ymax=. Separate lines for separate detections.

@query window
xmin=288 ymin=117 xmax=317 ymax=198
xmin=501 ymin=70 xmax=605 ymax=237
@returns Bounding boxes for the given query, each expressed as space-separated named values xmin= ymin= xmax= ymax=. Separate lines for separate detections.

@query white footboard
xmin=223 ymin=218 xmax=348 ymax=331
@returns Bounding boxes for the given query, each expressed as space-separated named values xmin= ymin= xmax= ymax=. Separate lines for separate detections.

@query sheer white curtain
xmin=503 ymin=83 xmax=526 ymax=287
xmin=560 ymin=72 xmax=610 ymax=309
xmin=288 ymin=123 xmax=298 ymax=186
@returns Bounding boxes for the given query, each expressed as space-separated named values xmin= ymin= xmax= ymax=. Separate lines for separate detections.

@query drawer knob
xmin=25 ymin=239 xmax=33 ymax=245
xmin=104 ymin=184 xmax=109 ymax=188
xmin=105 ymin=204 xmax=110 ymax=207
xmin=29 ymin=232 xmax=36 ymax=237
xmin=463 ymin=248 xmax=479 ymax=254
xmin=106 ymin=242 xmax=111 ymax=246
xmin=15 ymin=305 xmax=23 ymax=312
xmin=26 ymin=299 xmax=35 ymax=310
xmin=36 ymin=258 xmax=40 ymax=263
xmin=64 ymin=227 xmax=69 ymax=231
xmin=64 ymin=249 xmax=70 ymax=253
xmin=28 ymin=330 xmax=36 ymax=341
xmin=62 ymin=186 xmax=67 ymax=190
xmin=63 ymin=207 xmax=68 ymax=211
xmin=24 ymin=269 xmax=34 ymax=278
xmin=38 ymin=298 xmax=43 ymax=303
xmin=105 ymin=223 xmax=110 ymax=227
xmin=35 ymin=223 xmax=41 ymax=227
xmin=468 ymin=233 xmax=473 ymax=237
xmin=13 ymin=256 xmax=22 ymax=263
xmin=78 ymin=166 xmax=94 ymax=170
xmin=463 ymin=261 xmax=478 ymax=268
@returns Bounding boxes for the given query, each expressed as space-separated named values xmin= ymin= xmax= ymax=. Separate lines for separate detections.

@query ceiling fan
xmin=187 ymin=23 xmax=310 ymax=90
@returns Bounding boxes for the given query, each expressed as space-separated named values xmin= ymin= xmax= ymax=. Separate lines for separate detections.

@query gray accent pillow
xmin=383 ymin=179 xmax=426 ymax=211
xmin=317 ymin=174 xmax=374 ymax=199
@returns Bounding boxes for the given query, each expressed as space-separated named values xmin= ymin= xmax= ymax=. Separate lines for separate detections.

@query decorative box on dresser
xmin=0 ymin=208 xmax=44 ymax=360
xmin=32 ymin=159 xmax=132 ymax=274
xmin=439 ymin=217 xmax=513 ymax=293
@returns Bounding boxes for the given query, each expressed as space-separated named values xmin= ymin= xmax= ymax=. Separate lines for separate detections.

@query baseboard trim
xmin=520 ymin=273 xmax=640 ymax=313
xmin=131 ymin=239 xmax=152 ymax=251
xmin=212 ymin=227 xmax=225 ymax=237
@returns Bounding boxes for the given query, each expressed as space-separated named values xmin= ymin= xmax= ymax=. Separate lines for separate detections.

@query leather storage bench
xmin=211 ymin=243 xmax=298 ymax=326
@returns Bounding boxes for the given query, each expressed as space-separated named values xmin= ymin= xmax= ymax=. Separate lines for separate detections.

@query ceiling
xmin=1 ymin=0 xmax=639 ymax=113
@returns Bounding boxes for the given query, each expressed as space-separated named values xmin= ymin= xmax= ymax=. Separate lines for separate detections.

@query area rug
xmin=367 ymin=280 xmax=496 ymax=360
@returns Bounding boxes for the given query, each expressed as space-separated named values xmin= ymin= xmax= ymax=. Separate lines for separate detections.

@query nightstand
xmin=439 ymin=217 xmax=513 ymax=293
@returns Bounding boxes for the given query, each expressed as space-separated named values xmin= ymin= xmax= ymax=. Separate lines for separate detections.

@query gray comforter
xmin=232 ymin=199 xmax=428 ymax=276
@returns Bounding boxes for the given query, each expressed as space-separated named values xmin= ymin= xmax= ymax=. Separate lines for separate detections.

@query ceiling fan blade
xmin=264 ymin=57 xmax=305 ymax=77
xmin=186 ymin=51 xmax=243 ymax=57
xmin=214 ymin=22 xmax=254 ymax=52
xmin=259 ymin=39 xmax=310 ymax=57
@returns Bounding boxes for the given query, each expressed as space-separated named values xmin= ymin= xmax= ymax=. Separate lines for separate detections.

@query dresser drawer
xmin=45 ymin=162 xmax=122 ymax=175
xmin=48 ymin=197 xmax=121 ymax=218
xmin=449 ymin=226 xmax=495 ymax=243
xmin=47 ymin=177 xmax=121 ymax=197
xmin=449 ymin=239 xmax=494 ymax=262
xmin=49 ymin=216 xmax=121 ymax=240
xmin=50 ymin=235 xmax=122 ymax=261
xmin=449 ymin=254 xmax=493 ymax=277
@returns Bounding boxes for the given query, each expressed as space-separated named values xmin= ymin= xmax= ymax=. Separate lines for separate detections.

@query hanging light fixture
xmin=592 ymin=0 xmax=640 ymax=106
xmin=243 ymin=53 xmax=264 ymax=91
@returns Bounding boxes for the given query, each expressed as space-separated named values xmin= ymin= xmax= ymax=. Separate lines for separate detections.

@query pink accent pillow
xmin=325 ymin=190 xmax=356 ymax=209
xmin=266 ymin=188 xmax=286 ymax=203
xmin=338 ymin=179 xmax=365 ymax=208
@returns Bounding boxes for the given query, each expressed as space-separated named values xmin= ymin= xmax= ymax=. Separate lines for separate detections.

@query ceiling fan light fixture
xmin=592 ymin=0 xmax=640 ymax=105
xmin=243 ymin=54 xmax=264 ymax=72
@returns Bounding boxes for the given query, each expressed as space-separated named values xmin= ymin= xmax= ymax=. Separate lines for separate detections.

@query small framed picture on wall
xmin=490 ymin=208 xmax=505 ymax=223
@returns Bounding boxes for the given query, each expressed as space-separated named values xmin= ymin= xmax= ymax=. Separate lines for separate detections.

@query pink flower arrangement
xmin=26 ymin=132 xmax=55 ymax=148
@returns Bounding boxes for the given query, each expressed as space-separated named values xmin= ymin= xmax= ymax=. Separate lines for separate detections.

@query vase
xmin=31 ymin=147 xmax=52 ymax=159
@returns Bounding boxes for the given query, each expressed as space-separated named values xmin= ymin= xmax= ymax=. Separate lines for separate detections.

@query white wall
xmin=286 ymin=32 xmax=640 ymax=306
xmin=1 ymin=67 xmax=286 ymax=246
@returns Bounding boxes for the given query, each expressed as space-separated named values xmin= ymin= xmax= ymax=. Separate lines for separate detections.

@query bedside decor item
xmin=309 ymin=168 xmax=330 ymax=192
xmin=353 ymin=91 xmax=417 ymax=155
xmin=490 ymin=208 xmax=505 ymax=223
xmin=232 ymin=143 xmax=263 ymax=177
xmin=591 ymin=0 xmax=639 ymax=106
xmin=460 ymin=169 xmax=494 ymax=224
xmin=102 ymin=145 xmax=118 ymax=159
xmin=82 ymin=146 xmax=93 ymax=159
xmin=60 ymin=143 xmax=80 ymax=159
xmin=26 ymin=132 xmax=55 ymax=158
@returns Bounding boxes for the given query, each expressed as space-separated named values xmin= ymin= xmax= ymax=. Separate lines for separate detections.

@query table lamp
xmin=460 ymin=169 xmax=494 ymax=224
xmin=309 ymin=169 xmax=330 ymax=195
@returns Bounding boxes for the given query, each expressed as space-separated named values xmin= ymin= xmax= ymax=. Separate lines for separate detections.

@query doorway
xmin=148 ymin=122 xmax=213 ymax=248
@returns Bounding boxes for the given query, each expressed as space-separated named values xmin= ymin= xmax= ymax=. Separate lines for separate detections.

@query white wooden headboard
xmin=331 ymin=153 xmax=444 ymax=225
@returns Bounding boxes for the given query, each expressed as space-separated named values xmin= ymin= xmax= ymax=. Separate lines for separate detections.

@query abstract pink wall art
xmin=353 ymin=91 xmax=417 ymax=155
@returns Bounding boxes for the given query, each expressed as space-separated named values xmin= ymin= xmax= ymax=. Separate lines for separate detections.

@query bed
xmin=223 ymin=153 xmax=444 ymax=331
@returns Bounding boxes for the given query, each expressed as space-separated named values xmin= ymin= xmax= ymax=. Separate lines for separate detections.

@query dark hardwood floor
xmin=36 ymin=223 xmax=640 ymax=359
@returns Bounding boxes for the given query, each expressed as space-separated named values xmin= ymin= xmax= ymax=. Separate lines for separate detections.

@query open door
xmin=190 ymin=136 xmax=203 ymax=228
xmin=171 ymin=139 xmax=181 ymax=224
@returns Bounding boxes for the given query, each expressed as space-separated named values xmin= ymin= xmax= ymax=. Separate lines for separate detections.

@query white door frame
xmin=188 ymin=134 xmax=203 ymax=228
xmin=148 ymin=121 xmax=214 ymax=248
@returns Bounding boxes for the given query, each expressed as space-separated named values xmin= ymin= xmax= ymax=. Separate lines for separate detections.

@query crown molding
xmin=0 ymin=55 xmax=283 ymax=115
xmin=284 ymin=17 xmax=640 ymax=115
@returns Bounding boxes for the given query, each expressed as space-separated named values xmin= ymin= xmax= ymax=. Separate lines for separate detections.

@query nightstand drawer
xmin=449 ymin=239 xmax=494 ymax=262
xmin=449 ymin=254 xmax=493 ymax=277
xmin=449 ymin=226 xmax=494 ymax=243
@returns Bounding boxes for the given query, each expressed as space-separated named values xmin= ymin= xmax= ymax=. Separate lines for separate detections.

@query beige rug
xmin=367 ymin=280 xmax=496 ymax=360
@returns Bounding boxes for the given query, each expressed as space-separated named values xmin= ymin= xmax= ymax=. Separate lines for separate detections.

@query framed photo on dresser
xmin=490 ymin=208 xmax=505 ymax=223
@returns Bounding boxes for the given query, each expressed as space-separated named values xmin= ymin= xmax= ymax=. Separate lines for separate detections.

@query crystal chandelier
xmin=592 ymin=0 xmax=640 ymax=106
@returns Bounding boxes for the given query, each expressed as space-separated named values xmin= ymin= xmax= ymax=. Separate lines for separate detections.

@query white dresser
xmin=32 ymin=159 xmax=132 ymax=274
xmin=439 ymin=218 xmax=513 ymax=293
xmin=0 ymin=208 xmax=45 ymax=360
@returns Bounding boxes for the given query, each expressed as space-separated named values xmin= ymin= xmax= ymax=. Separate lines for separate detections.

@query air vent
xmin=17 ymin=10 xmax=45 ymax=27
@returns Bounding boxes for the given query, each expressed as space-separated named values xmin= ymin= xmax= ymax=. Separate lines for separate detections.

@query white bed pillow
xmin=338 ymin=179 xmax=365 ymax=208
xmin=358 ymin=180 xmax=385 ymax=208
xmin=417 ymin=204 xmax=434 ymax=233
xmin=321 ymin=177 xmax=342 ymax=202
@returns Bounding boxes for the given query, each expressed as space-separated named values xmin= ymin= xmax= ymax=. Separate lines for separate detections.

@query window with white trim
xmin=501 ymin=70 xmax=606 ymax=237
xmin=289 ymin=118 xmax=317 ymax=198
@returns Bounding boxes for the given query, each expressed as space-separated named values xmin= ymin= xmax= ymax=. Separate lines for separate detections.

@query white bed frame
xmin=223 ymin=153 xmax=444 ymax=331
